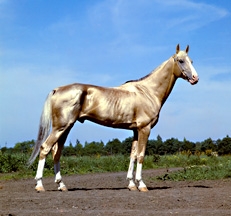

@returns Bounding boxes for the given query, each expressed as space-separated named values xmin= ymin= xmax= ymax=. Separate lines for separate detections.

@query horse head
xmin=173 ymin=44 xmax=199 ymax=85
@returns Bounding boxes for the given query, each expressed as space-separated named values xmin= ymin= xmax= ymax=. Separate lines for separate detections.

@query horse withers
xmin=28 ymin=44 xmax=199 ymax=192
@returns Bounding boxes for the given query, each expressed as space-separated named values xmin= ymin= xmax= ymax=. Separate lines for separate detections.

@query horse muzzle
xmin=189 ymin=75 xmax=199 ymax=85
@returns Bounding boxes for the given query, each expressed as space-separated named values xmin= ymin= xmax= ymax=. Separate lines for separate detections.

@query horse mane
xmin=124 ymin=60 xmax=168 ymax=84
xmin=124 ymin=71 xmax=153 ymax=84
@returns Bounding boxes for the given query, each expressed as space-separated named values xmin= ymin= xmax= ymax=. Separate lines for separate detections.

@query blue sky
xmin=0 ymin=0 xmax=231 ymax=148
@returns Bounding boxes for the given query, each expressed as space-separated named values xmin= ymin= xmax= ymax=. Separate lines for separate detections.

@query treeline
xmin=1 ymin=135 xmax=231 ymax=156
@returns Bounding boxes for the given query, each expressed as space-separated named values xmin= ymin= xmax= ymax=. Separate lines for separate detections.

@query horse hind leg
xmin=52 ymin=127 xmax=72 ymax=192
xmin=34 ymin=132 xmax=59 ymax=192
xmin=35 ymin=127 xmax=71 ymax=192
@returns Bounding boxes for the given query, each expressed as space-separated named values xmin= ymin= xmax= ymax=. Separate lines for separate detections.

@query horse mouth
xmin=188 ymin=76 xmax=199 ymax=85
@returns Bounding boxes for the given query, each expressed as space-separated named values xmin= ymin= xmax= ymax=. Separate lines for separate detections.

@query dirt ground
xmin=1 ymin=168 xmax=231 ymax=216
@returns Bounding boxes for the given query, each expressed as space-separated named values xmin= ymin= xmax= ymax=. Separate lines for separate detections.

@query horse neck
xmin=140 ymin=57 xmax=177 ymax=105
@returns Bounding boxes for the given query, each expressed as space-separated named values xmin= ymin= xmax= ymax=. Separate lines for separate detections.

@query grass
xmin=0 ymin=152 xmax=231 ymax=182
xmin=154 ymin=155 xmax=231 ymax=181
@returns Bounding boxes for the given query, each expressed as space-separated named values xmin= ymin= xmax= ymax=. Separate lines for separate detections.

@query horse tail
xmin=28 ymin=91 xmax=53 ymax=166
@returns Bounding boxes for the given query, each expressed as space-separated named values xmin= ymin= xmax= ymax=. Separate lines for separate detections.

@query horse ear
xmin=185 ymin=45 xmax=189 ymax=53
xmin=176 ymin=44 xmax=180 ymax=54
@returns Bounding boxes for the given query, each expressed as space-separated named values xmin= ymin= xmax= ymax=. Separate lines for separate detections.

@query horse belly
xmin=79 ymin=96 xmax=136 ymax=128
xmin=79 ymin=105 xmax=136 ymax=129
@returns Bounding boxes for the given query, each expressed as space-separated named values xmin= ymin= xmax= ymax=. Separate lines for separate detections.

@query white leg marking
xmin=127 ymin=157 xmax=135 ymax=179
xmin=35 ymin=158 xmax=45 ymax=180
xmin=35 ymin=158 xmax=46 ymax=191
xmin=127 ymin=157 xmax=138 ymax=190
xmin=135 ymin=162 xmax=142 ymax=181
xmin=136 ymin=162 xmax=148 ymax=191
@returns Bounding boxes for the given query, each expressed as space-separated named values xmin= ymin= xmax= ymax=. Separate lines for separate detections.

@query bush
xmin=154 ymin=155 xmax=231 ymax=181
xmin=0 ymin=152 xmax=27 ymax=173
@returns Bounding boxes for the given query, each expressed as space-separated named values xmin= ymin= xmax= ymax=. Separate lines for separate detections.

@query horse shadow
xmin=60 ymin=186 xmax=172 ymax=192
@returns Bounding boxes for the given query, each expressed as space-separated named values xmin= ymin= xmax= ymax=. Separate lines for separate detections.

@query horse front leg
xmin=135 ymin=125 xmax=150 ymax=192
xmin=127 ymin=132 xmax=138 ymax=191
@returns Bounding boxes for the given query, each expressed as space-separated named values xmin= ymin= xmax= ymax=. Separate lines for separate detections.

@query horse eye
xmin=179 ymin=59 xmax=184 ymax=64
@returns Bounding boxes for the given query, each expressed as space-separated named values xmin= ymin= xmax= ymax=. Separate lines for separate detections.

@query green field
xmin=1 ymin=152 xmax=231 ymax=182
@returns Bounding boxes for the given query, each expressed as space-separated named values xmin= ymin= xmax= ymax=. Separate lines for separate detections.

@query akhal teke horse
xmin=28 ymin=44 xmax=199 ymax=192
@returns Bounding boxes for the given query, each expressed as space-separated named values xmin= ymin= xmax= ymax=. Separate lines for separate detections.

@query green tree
xmin=163 ymin=138 xmax=181 ymax=154
xmin=84 ymin=141 xmax=105 ymax=156
xmin=13 ymin=140 xmax=35 ymax=154
xmin=217 ymin=135 xmax=231 ymax=155
xmin=181 ymin=138 xmax=195 ymax=152
xmin=75 ymin=140 xmax=83 ymax=156
xmin=146 ymin=135 xmax=165 ymax=155
xmin=63 ymin=142 xmax=76 ymax=156
xmin=121 ymin=137 xmax=133 ymax=155
xmin=200 ymin=138 xmax=217 ymax=152
xmin=105 ymin=138 xmax=122 ymax=155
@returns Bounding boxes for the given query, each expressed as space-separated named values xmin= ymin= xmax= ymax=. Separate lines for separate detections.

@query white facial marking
xmin=186 ymin=56 xmax=198 ymax=78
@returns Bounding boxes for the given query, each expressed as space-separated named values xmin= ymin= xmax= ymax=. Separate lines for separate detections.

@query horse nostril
xmin=192 ymin=75 xmax=198 ymax=80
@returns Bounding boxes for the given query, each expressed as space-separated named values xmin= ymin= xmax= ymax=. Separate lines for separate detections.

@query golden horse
xmin=28 ymin=44 xmax=199 ymax=192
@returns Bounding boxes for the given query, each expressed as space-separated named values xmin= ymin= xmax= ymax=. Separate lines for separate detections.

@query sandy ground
xmin=1 ymin=168 xmax=231 ymax=216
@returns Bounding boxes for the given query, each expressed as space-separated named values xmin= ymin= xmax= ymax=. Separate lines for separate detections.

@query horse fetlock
xmin=55 ymin=178 xmax=62 ymax=184
xmin=35 ymin=176 xmax=42 ymax=181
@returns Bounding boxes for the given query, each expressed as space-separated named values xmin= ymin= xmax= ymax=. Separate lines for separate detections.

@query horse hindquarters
xmin=34 ymin=86 xmax=81 ymax=192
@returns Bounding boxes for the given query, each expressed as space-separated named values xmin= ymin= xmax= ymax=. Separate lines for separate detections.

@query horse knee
xmin=137 ymin=156 xmax=144 ymax=164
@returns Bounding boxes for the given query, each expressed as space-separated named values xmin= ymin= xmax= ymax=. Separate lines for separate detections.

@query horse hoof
xmin=139 ymin=187 xmax=149 ymax=192
xmin=128 ymin=185 xmax=138 ymax=191
xmin=35 ymin=186 xmax=45 ymax=192
xmin=58 ymin=186 xmax=68 ymax=192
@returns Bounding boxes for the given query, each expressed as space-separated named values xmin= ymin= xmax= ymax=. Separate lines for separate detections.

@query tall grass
xmin=0 ymin=151 xmax=231 ymax=181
